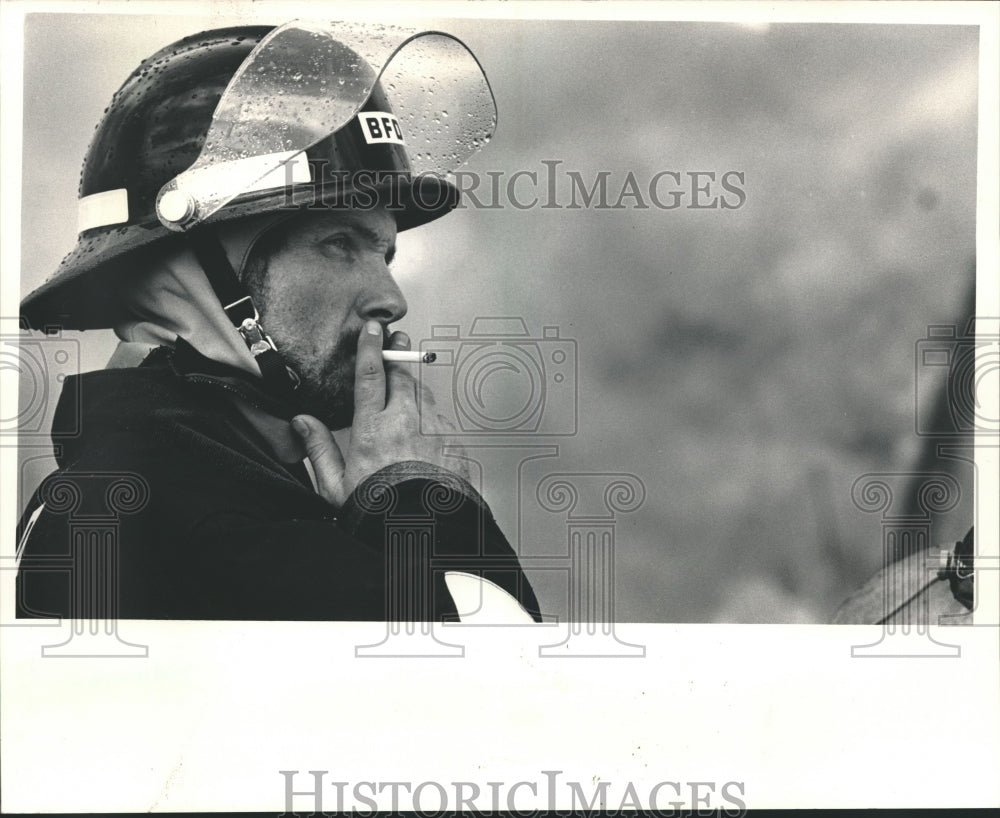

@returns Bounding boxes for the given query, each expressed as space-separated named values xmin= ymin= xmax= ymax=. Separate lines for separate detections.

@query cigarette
xmin=381 ymin=350 xmax=437 ymax=363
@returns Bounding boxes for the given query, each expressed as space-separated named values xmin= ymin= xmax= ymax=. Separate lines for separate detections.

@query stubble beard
xmin=279 ymin=329 xmax=359 ymax=431
xmin=244 ymin=241 xmax=382 ymax=431
xmin=248 ymin=272 xmax=358 ymax=430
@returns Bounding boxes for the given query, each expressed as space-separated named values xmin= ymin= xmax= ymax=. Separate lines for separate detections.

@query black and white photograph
xmin=2 ymin=0 xmax=998 ymax=813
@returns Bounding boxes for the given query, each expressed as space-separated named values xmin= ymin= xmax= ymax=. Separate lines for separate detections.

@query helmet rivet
xmin=157 ymin=189 xmax=196 ymax=226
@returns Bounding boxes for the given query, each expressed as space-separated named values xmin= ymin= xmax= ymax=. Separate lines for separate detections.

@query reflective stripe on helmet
xmin=157 ymin=151 xmax=312 ymax=228
xmin=78 ymin=189 xmax=129 ymax=233
xmin=77 ymin=152 xmax=312 ymax=233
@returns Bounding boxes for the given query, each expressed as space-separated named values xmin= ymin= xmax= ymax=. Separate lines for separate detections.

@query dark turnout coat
xmin=16 ymin=343 xmax=541 ymax=621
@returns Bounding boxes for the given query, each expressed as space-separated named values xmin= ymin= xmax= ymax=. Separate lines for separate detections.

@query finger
xmin=387 ymin=329 xmax=410 ymax=350
xmin=384 ymin=330 xmax=419 ymax=409
xmin=291 ymin=414 xmax=346 ymax=503
xmin=353 ymin=319 xmax=388 ymax=419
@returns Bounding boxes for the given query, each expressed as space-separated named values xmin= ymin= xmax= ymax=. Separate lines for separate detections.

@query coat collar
xmin=148 ymin=338 xmax=308 ymax=465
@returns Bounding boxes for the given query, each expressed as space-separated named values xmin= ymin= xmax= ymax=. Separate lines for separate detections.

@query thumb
xmin=291 ymin=414 xmax=347 ymax=505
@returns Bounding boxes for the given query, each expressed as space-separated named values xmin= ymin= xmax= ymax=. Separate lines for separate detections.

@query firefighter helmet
xmin=21 ymin=21 xmax=497 ymax=330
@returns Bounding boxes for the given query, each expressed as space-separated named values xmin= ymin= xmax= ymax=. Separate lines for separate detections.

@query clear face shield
xmin=155 ymin=20 xmax=497 ymax=230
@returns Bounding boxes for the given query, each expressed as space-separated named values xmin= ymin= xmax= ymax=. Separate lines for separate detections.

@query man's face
xmin=245 ymin=206 xmax=404 ymax=429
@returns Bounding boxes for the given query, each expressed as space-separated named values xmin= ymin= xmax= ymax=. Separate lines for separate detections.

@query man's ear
xmin=214 ymin=212 xmax=294 ymax=286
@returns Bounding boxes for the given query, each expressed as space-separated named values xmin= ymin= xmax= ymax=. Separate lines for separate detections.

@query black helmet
xmin=22 ymin=21 xmax=496 ymax=330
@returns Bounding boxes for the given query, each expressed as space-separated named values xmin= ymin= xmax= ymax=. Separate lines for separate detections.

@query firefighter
xmin=16 ymin=22 xmax=540 ymax=622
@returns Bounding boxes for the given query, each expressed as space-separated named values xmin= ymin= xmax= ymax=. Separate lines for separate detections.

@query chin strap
xmin=186 ymin=228 xmax=300 ymax=401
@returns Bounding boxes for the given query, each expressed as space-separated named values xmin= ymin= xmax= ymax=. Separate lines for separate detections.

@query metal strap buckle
xmin=224 ymin=295 xmax=259 ymax=325
xmin=955 ymin=553 xmax=975 ymax=581
xmin=237 ymin=317 xmax=276 ymax=357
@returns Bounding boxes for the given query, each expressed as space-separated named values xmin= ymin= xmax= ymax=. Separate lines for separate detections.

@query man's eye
xmin=321 ymin=236 xmax=351 ymax=251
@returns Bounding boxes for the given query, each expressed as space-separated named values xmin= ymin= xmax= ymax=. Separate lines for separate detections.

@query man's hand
xmin=291 ymin=320 xmax=470 ymax=507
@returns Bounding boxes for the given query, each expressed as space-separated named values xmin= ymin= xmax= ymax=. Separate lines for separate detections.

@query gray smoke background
xmin=17 ymin=13 xmax=978 ymax=622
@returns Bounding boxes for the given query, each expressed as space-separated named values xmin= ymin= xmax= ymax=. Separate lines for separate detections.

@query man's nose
xmin=358 ymin=261 xmax=408 ymax=325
